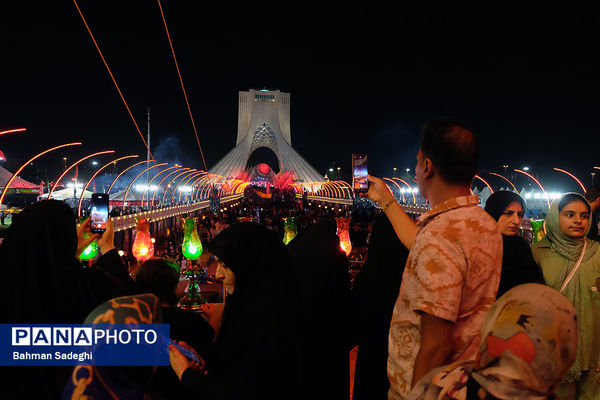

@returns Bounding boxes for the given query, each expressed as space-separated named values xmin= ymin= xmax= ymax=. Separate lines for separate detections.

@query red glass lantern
xmin=132 ymin=218 xmax=154 ymax=262
xmin=336 ymin=217 xmax=352 ymax=256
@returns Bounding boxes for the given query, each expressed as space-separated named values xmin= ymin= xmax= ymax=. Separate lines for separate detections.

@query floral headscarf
xmin=62 ymin=294 xmax=163 ymax=400
xmin=406 ymin=284 xmax=578 ymax=400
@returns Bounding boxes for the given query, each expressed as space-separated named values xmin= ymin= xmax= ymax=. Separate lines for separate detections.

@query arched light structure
xmin=176 ymin=171 xmax=205 ymax=203
xmin=78 ymin=154 xmax=138 ymax=216
xmin=0 ymin=142 xmax=82 ymax=207
xmin=48 ymin=150 xmax=115 ymax=199
xmin=151 ymin=167 xmax=189 ymax=205
xmin=554 ymin=168 xmax=586 ymax=193
xmin=187 ymin=174 xmax=211 ymax=202
xmin=107 ymin=160 xmax=154 ymax=194
xmin=488 ymin=172 xmax=518 ymax=193
xmin=169 ymin=170 xmax=203 ymax=205
xmin=336 ymin=181 xmax=354 ymax=199
xmin=393 ymin=177 xmax=417 ymax=204
xmin=140 ymin=165 xmax=182 ymax=205
xmin=122 ymin=163 xmax=168 ymax=205
xmin=383 ymin=177 xmax=405 ymax=203
xmin=473 ymin=175 xmax=494 ymax=194
xmin=0 ymin=128 xmax=27 ymax=136
xmin=515 ymin=169 xmax=550 ymax=209
xmin=160 ymin=169 xmax=197 ymax=206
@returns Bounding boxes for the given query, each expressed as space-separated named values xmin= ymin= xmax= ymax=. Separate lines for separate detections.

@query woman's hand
xmin=170 ymin=341 xmax=205 ymax=380
xmin=97 ymin=218 xmax=115 ymax=254
xmin=367 ymin=175 xmax=395 ymax=206
xmin=76 ymin=218 xmax=100 ymax=258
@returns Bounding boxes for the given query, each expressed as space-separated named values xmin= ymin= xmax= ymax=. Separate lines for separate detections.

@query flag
xmin=0 ymin=149 xmax=6 ymax=162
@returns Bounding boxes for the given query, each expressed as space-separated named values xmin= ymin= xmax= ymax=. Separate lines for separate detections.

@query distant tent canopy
xmin=0 ymin=165 xmax=39 ymax=194
xmin=39 ymin=188 xmax=93 ymax=201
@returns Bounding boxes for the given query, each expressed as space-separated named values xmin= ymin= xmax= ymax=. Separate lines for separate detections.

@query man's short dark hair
xmin=585 ymin=185 xmax=600 ymax=203
xmin=420 ymin=120 xmax=479 ymax=185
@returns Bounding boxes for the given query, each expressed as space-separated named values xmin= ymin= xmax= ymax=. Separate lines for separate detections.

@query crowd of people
xmin=0 ymin=120 xmax=599 ymax=399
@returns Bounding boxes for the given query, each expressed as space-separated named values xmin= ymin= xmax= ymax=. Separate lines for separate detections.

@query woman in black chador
xmin=484 ymin=190 xmax=545 ymax=297
xmin=170 ymin=222 xmax=301 ymax=400
xmin=0 ymin=199 xmax=134 ymax=398
xmin=288 ymin=221 xmax=353 ymax=400
xmin=352 ymin=212 xmax=409 ymax=400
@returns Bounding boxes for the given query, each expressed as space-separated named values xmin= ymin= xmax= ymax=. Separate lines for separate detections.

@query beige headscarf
xmin=406 ymin=284 xmax=578 ymax=400
xmin=544 ymin=193 xmax=598 ymax=262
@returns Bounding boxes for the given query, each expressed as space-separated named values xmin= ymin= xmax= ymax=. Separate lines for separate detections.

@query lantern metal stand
xmin=178 ymin=217 xmax=205 ymax=311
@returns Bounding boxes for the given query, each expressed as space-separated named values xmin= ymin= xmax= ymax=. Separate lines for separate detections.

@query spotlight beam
xmin=72 ymin=0 xmax=153 ymax=159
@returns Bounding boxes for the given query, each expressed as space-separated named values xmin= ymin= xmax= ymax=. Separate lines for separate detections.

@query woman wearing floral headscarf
xmin=62 ymin=293 xmax=165 ymax=400
xmin=406 ymin=283 xmax=578 ymax=400
xmin=531 ymin=193 xmax=600 ymax=400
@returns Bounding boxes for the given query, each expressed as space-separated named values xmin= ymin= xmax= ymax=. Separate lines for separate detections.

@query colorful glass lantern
xmin=530 ymin=219 xmax=546 ymax=244
xmin=336 ymin=217 xmax=352 ymax=256
xmin=79 ymin=232 xmax=98 ymax=260
xmin=132 ymin=218 xmax=154 ymax=262
xmin=282 ymin=217 xmax=297 ymax=245
xmin=182 ymin=217 xmax=203 ymax=260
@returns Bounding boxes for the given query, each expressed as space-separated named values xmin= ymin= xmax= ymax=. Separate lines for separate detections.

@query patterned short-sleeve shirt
xmin=388 ymin=195 xmax=502 ymax=399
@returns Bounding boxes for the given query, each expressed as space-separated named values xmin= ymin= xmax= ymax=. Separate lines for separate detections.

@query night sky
xmin=2 ymin=2 xmax=599 ymax=191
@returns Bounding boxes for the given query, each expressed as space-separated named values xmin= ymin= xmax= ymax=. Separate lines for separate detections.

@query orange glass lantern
xmin=336 ymin=217 xmax=352 ymax=256
xmin=132 ymin=218 xmax=154 ymax=262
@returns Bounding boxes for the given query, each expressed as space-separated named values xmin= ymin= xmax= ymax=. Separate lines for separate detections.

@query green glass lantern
xmin=79 ymin=232 xmax=99 ymax=260
xmin=530 ymin=219 xmax=545 ymax=244
xmin=182 ymin=217 xmax=203 ymax=260
xmin=282 ymin=217 xmax=297 ymax=245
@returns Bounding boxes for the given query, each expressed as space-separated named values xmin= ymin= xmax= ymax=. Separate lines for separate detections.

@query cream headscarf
xmin=544 ymin=193 xmax=598 ymax=262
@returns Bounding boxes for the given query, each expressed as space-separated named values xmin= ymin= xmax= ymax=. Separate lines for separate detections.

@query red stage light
xmin=258 ymin=163 xmax=271 ymax=175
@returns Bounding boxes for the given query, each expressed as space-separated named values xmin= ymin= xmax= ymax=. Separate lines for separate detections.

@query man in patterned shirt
xmin=367 ymin=121 xmax=503 ymax=399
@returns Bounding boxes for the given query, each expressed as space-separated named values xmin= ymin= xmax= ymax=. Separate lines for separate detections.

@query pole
xmin=146 ymin=107 xmax=151 ymax=208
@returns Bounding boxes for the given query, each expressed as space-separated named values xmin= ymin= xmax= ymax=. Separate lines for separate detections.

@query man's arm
xmin=411 ymin=313 xmax=454 ymax=387
xmin=367 ymin=175 xmax=417 ymax=249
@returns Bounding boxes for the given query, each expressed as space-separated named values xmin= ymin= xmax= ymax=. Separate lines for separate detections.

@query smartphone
xmin=352 ymin=154 xmax=369 ymax=193
xmin=170 ymin=340 xmax=202 ymax=364
xmin=90 ymin=193 xmax=109 ymax=234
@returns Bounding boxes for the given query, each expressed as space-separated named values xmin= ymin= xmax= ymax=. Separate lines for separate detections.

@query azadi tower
xmin=208 ymin=89 xmax=324 ymax=183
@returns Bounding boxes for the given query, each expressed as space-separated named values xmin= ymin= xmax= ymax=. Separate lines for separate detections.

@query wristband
xmin=382 ymin=198 xmax=395 ymax=212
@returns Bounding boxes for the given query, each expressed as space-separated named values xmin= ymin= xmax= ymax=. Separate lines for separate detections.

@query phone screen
xmin=90 ymin=193 xmax=109 ymax=234
xmin=352 ymin=154 xmax=368 ymax=193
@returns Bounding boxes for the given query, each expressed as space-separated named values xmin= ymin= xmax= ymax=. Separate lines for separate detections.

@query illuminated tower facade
xmin=208 ymin=89 xmax=323 ymax=183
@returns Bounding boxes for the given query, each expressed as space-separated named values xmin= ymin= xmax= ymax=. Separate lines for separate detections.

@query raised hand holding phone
xmin=90 ymin=193 xmax=109 ymax=234
xmin=352 ymin=153 xmax=369 ymax=194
